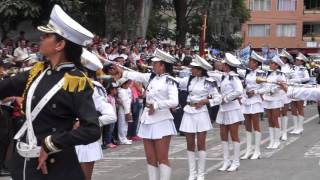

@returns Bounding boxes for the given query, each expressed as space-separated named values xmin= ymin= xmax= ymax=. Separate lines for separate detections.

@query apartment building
xmin=241 ymin=0 xmax=320 ymax=54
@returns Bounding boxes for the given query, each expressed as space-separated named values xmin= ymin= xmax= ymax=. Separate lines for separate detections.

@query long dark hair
xmin=194 ymin=67 xmax=209 ymax=77
xmin=160 ymin=61 xmax=174 ymax=76
xmin=226 ymin=64 xmax=237 ymax=73
xmin=54 ymin=34 xmax=84 ymax=70
xmin=86 ymin=69 xmax=97 ymax=80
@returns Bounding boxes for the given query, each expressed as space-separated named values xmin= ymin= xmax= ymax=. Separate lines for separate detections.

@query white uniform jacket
xmin=289 ymin=65 xmax=310 ymax=84
xmin=262 ymin=71 xmax=286 ymax=101
xmin=123 ymin=71 xmax=179 ymax=124
xmin=178 ymin=76 xmax=221 ymax=114
xmin=219 ymin=71 xmax=243 ymax=112
xmin=242 ymin=69 xmax=268 ymax=105
xmin=92 ymin=81 xmax=117 ymax=126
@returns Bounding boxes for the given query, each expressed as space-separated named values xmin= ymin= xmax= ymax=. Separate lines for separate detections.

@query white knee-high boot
xmin=250 ymin=131 xmax=261 ymax=159
xmin=147 ymin=164 xmax=159 ymax=180
xmin=218 ymin=141 xmax=230 ymax=171
xmin=227 ymin=142 xmax=240 ymax=172
xmin=281 ymin=116 xmax=288 ymax=141
xmin=297 ymin=115 xmax=304 ymax=134
xmin=159 ymin=164 xmax=171 ymax=180
xmin=266 ymin=127 xmax=274 ymax=149
xmin=241 ymin=131 xmax=252 ymax=159
xmin=187 ymin=151 xmax=197 ymax=180
xmin=197 ymin=151 xmax=206 ymax=180
xmin=290 ymin=115 xmax=299 ymax=134
xmin=272 ymin=128 xmax=281 ymax=149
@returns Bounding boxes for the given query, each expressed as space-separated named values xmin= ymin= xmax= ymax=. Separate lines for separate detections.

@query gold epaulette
xmin=22 ymin=62 xmax=45 ymax=98
xmin=63 ymin=73 xmax=93 ymax=92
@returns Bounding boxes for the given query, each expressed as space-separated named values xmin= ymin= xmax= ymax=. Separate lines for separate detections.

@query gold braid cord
xmin=63 ymin=73 xmax=93 ymax=92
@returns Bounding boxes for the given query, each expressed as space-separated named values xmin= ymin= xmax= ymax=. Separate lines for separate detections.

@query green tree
xmin=0 ymin=0 xmax=41 ymax=39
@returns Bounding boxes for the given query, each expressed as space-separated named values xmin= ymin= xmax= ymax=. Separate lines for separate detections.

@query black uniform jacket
xmin=0 ymin=62 xmax=100 ymax=180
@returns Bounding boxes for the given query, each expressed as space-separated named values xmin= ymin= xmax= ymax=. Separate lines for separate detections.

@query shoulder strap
xmin=186 ymin=76 xmax=195 ymax=93
xmin=146 ymin=72 xmax=156 ymax=89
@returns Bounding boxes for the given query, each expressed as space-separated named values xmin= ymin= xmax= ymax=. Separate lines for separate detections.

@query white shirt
xmin=289 ymin=65 xmax=310 ymax=83
xmin=262 ymin=71 xmax=286 ymax=101
xmin=13 ymin=47 xmax=28 ymax=61
xmin=123 ymin=71 xmax=178 ymax=124
xmin=242 ymin=69 xmax=266 ymax=105
xmin=219 ymin=72 xmax=243 ymax=112
xmin=118 ymin=87 xmax=132 ymax=114
xmin=178 ymin=76 xmax=221 ymax=113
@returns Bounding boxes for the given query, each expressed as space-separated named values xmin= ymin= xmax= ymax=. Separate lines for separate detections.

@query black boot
xmin=318 ymin=106 xmax=320 ymax=124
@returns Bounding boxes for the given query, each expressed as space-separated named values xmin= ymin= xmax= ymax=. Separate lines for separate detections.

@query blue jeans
xmin=128 ymin=100 xmax=142 ymax=137
xmin=103 ymin=123 xmax=116 ymax=144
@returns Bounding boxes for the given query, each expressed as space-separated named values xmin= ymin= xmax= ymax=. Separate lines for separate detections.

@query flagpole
xmin=199 ymin=14 xmax=207 ymax=57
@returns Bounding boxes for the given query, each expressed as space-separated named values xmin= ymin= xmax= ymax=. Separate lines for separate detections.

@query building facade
xmin=241 ymin=0 xmax=320 ymax=54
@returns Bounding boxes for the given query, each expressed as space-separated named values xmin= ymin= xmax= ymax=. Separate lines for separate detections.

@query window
xmin=248 ymin=24 xmax=271 ymax=37
xmin=249 ymin=0 xmax=272 ymax=11
xmin=278 ymin=0 xmax=296 ymax=11
xmin=277 ymin=24 xmax=296 ymax=37
xmin=303 ymin=23 xmax=320 ymax=36
xmin=304 ymin=0 xmax=320 ymax=10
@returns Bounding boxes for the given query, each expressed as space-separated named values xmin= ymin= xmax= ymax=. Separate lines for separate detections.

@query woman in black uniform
xmin=0 ymin=5 xmax=100 ymax=180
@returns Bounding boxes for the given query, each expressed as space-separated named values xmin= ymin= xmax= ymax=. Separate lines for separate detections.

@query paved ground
xmin=1 ymin=104 xmax=320 ymax=180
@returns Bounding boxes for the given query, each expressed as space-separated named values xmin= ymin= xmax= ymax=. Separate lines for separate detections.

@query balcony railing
xmin=304 ymin=9 xmax=320 ymax=14
xmin=302 ymin=35 xmax=320 ymax=41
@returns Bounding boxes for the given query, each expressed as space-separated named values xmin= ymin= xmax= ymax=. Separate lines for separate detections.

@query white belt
xmin=14 ymin=69 xmax=64 ymax=158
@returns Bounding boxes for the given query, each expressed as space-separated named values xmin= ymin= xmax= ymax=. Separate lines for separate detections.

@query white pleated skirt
xmin=76 ymin=141 xmax=103 ymax=162
xmin=216 ymin=109 xmax=244 ymax=125
xmin=138 ymin=119 xmax=177 ymax=139
xmin=242 ymin=102 xmax=264 ymax=114
xmin=179 ymin=111 xmax=213 ymax=133
xmin=281 ymin=95 xmax=292 ymax=104
xmin=263 ymin=100 xmax=283 ymax=109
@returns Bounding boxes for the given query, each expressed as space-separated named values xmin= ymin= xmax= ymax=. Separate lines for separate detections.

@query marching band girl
xmin=75 ymin=49 xmax=117 ymax=180
xmin=241 ymin=51 xmax=266 ymax=160
xmin=279 ymin=49 xmax=293 ymax=140
xmin=289 ymin=53 xmax=310 ymax=135
xmin=216 ymin=53 xmax=244 ymax=172
xmin=178 ymin=55 xmax=221 ymax=180
xmin=112 ymin=48 xmax=178 ymax=180
xmin=262 ymin=56 xmax=286 ymax=149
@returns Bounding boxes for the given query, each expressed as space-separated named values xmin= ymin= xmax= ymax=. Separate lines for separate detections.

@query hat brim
xmin=151 ymin=57 xmax=161 ymax=62
xmin=190 ymin=62 xmax=201 ymax=67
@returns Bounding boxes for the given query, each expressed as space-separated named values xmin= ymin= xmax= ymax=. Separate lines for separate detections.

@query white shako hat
xmin=152 ymin=48 xmax=176 ymax=64
xmin=222 ymin=53 xmax=241 ymax=67
xmin=271 ymin=55 xmax=284 ymax=66
xmin=279 ymin=49 xmax=293 ymax=62
xmin=295 ymin=52 xmax=308 ymax=62
xmin=81 ymin=48 xmax=103 ymax=71
xmin=117 ymin=78 xmax=130 ymax=86
xmin=37 ymin=4 xmax=94 ymax=46
xmin=250 ymin=50 xmax=265 ymax=63
xmin=190 ymin=55 xmax=212 ymax=70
